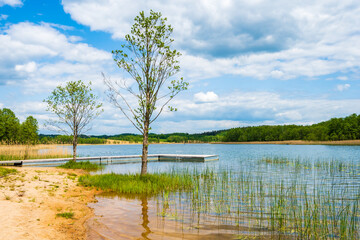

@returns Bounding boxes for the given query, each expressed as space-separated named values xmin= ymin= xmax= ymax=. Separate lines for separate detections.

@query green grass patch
xmin=58 ymin=161 xmax=103 ymax=171
xmin=56 ymin=212 xmax=74 ymax=219
xmin=79 ymin=172 xmax=194 ymax=195
xmin=0 ymin=167 xmax=17 ymax=177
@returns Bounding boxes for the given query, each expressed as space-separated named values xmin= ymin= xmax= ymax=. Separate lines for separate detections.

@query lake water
xmin=73 ymin=144 xmax=360 ymax=239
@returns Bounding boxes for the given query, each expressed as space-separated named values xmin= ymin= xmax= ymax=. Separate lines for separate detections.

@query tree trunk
xmin=72 ymin=134 xmax=77 ymax=162
xmin=141 ymin=121 xmax=149 ymax=175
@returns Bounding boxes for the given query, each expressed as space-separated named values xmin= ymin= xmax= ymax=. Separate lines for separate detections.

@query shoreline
xmin=79 ymin=139 xmax=360 ymax=146
xmin=0 ymin=167 xmax=99 ymax=240
xmin=213 ymin=139 xmax=360 ymax=145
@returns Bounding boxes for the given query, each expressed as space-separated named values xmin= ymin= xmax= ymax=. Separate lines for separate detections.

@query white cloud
xmin=62 ymin=0 xmax=360 ymax=81
xmin=337 ymin=76 xmax=348 ymax=81
xmin=15 ymin=61 xmax=37 ymax=73
xmin=194 ymin=91 xmax=219 ymax=103
xmin=0 ymin=14 xmax=8 ymax=20
xmin=0 ymin=0 xmax=22 ymax=7
xmin=336 ymin=83 xmax=350 ymax=91
xmin=0 ymin=22 xmax=113 ymax=93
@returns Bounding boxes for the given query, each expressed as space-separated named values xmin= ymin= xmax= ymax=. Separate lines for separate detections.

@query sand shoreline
xmin=0 ymin=167 xmax=99 ymax=240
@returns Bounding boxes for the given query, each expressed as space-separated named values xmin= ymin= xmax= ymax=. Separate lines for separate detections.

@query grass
xmin=56 ymin=212 xmax=74 ymax=219
xmin=58 ymin=161 xmax=103 ymax=171
xmin=0 ymin=167 xmax=17 ymax=177
xmin=0 ymin=144 xmax=71 ymax=161
xmin=79 ymin=171 xmax=194 ymax=195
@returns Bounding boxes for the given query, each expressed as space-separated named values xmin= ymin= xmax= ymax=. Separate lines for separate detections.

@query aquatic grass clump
xmin=0 ymin=167 xmax=17 ymax=177
xmin=58 ymin=161 xmax=103 ymax=171
xmin=79 ymin=172 xmax=194 ymax=195
xmin=259 ymin=156 xmax=290 ymax=165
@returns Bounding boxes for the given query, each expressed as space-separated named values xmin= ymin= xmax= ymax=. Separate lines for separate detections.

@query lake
xmin=74 ymin=144 xmax=360 ymax=239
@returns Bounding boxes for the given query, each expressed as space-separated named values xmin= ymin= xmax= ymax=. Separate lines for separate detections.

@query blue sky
xmin=0 ymin=0 xmax=360 ymax=135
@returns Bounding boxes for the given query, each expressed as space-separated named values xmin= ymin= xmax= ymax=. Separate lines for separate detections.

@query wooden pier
xmin=0 ymin=154 xmax=219 ymax=167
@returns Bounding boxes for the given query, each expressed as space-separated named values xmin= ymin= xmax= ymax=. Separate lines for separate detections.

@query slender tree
xmin=44 ymin=80 xmax=103 ymax=162
xmin=104 ymin=10 xmax=188 ymax=175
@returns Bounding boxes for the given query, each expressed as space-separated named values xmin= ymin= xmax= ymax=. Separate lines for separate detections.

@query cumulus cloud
xmin=165 ymin=91 xmax=360 ymax=125
xmin=194 ymin=91 xmax=219 ymax=103
xmin=15 ymin=61 xmax=37 ymax=73
xmin=336 ymin=83 xmax=350 ymax=91
xmin=0 ymin=22 xmax=113 ymax=90
xmin=61 ymin=0 xmax=360 ymax=81
xmin=0 ymin=0 xmax=22 ymax=7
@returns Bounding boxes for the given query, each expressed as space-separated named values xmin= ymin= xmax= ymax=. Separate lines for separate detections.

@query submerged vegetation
xmin=79 ymin=172 xmax=194 ymax=195
xmin=58 ymin=161 xmax=103 ymax=171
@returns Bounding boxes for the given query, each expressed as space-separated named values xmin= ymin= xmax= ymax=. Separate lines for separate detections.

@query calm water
xmin=73 ymin=143 xmax=360 ymax=174
xmin=73 ymin=144 xmax=360 ymax=239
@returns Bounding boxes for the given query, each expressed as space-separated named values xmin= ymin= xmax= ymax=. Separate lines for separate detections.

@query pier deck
xmin=0 ymin=154 xmax=219 ymax=166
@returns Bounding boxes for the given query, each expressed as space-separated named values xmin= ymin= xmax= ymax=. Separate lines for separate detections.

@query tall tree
xmin=44 ymin=80 xmax=103 ymax=162
xmin=0 ymin=108 xmax=20 ymax=144
xmin=104 ymin=10 xmax=188 ymax=175
xmin=20 ymin=116 xmax=38 ymax=144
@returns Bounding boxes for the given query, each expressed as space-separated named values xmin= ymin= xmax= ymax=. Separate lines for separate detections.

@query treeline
xmin=0 ymin=108 xmax=38 ymax=144
xmin=39 ymin=135 xmax=107 ymax=144
xmin=101 ymin=130 xmax=226 ymax=143
xmin=223 ymin=114 xmax=360 ymax=142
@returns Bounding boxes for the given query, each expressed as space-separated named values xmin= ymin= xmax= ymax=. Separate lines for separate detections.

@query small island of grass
xmin=79 ymin=172 xmax=194 ymax=195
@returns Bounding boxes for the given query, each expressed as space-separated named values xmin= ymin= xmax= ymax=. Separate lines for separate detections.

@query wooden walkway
xmin=0 ymin=154 xmax=219 ymax=166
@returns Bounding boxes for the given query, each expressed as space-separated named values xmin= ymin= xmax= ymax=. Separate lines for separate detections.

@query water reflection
xmin=141 ymin=196 xmax=151 ymax=239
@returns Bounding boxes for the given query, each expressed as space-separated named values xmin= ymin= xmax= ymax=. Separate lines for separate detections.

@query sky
xmin=0 ymin=0 xmax=360 ymax=135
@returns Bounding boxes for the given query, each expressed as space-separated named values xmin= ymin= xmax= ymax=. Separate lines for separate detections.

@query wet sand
xmin=0 ymin=167 xmax=98 ymax=240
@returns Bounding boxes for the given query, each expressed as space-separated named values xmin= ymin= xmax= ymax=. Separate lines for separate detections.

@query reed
xmin=0 ymin=145 xmax=71 ymax=160
xmin=152 ymin=158 xmax=360 ymax=239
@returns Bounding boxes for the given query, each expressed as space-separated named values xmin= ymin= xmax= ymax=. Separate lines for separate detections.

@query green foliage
xmin=108 ymin=10 xmax=188 ymax=132
xmin=79 ymin=172 xmax=194 ymax=195
xmin=0 ymin=167 xmax=17 ymax=177
xmin=20 ymin=116 xmax=38 ymax=144
xmin=39 ymin=135 xmax=106 ymax=144
xmin=0 ymin=108 xmax=20 ymax=143
xmin=44 ymin=80 xmax=103 ymax=135
xmin=106 ymin=10 xmax=188 ymax=174
xmin=58 ymin=161 xmax=103 ymax=171
xmin=0 ymin=108 xmax=38 ymax=144
xmin=56 ymin=212 xmax=74 ymax=219
xmin=44 ymin=80 xmax=103 ymax=161
xmin=223 ymin=113 xmax=360 ymax=142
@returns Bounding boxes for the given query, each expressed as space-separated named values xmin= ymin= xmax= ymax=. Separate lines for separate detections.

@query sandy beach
xmin=0 ymin=167 xmax=98 ymax=240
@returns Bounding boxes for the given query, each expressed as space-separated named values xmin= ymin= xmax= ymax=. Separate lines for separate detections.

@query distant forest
xmin=2 ymin=108 xmax=360 ymax=144
xmin=222 ymin=113 xmax=360 ymax=142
